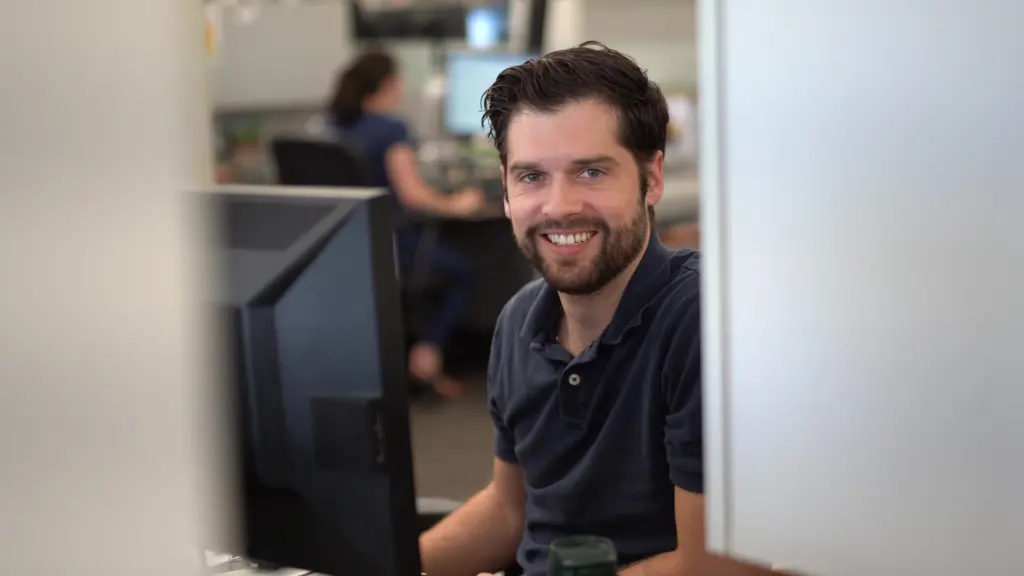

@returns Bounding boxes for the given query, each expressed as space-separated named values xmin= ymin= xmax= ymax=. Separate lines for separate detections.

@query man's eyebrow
xmin=569 ymin=156 xmax=619 ymax=168
xmin=507 ymin=161 xmax=543 ymax=173
xmin=507 ymin=156 xmax=619 ymax=173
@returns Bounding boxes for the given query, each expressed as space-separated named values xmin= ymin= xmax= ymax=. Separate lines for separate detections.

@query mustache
xmin=527 ymin=217 xmax=610 ymax=237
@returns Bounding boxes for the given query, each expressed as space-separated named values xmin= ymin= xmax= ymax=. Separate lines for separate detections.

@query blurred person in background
xmin=328 ymin=50 xmax=485 ymax=398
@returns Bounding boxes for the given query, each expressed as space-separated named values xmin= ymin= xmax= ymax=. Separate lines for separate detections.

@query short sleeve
xmin=663 ymin=296 xmax=704 ymax=493
xmin=384 ymin=118 xmax=415 ymax=149
xmin=487 ymin=309 xmax=518 ymax=463
xmin=490 ymin=400 xmax=518 ymax=463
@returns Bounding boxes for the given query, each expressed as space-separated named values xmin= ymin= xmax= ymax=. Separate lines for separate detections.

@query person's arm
xmin=419 ymin=457 xmax=526 ymax=576
xmin=620 ymin=294 xmax=774 ymax=576
xmin=386 ymin=143 xmax=479 ymax=216
xmin=419 ymin=313 xmax=525 ymax=576
xmin=619 ymin=489 xmax=774 ymax=576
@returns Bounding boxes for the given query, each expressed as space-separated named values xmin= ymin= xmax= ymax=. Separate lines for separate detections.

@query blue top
xmin=335 ymin=112 xmax=414 ymax=222
xmin=487 ymin=236 xmax=703 ymax=576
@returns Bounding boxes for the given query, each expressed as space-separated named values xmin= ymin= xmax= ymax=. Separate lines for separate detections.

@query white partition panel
xmin=700 ymin=1 xmax=1024 ymax=575
xmin=1 ymin=0 xmax=222 ymax=574
xmin=209 ymin=0 xmax=353 ymax=111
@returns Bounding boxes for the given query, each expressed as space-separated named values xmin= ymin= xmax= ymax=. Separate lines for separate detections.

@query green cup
xmin=549 ymin=535 xmax=618 ymax=576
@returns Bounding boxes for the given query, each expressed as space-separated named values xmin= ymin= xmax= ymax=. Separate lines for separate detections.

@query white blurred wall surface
xmin=700 ymin=0 xmax=1024 ymax=574
xmin=546 ymin=0 xmax=697 ymax=89
xmin=0 ymin=1 xmax=222 ymax=575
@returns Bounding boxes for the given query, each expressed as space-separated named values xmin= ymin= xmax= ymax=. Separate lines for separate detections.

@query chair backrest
xmin=271 ymin=137 xmax=370 ymax=187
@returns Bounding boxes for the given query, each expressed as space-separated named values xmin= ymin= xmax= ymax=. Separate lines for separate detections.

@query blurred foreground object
xmin=1 ymin=1 xmax=227 ymax=575
xmin=700 ymin=0 xmax=1024 ymax=573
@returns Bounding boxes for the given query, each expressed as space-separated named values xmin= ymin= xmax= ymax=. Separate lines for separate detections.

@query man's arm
xmin=618 ymin=488 xmax=775 ymax=576
xmin=620 ymin=290 xmax=773 ymax=576
xmin=419 ymin=457 xmax=526 ymax=576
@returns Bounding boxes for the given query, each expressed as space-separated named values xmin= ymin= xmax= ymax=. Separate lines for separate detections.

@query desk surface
xmin=220 ymin=565 xmax=307 ymax=569
xmin=405 ymin=202 xmax=506 ymax=223
xmin=209 ymin=184 xmax=386 ymax=200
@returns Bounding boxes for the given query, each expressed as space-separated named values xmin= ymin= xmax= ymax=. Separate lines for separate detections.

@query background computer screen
xmin=466 ymin=5 xmax=509 ymax=49
xmin=444 ymin=52 xmax=537 ymax=136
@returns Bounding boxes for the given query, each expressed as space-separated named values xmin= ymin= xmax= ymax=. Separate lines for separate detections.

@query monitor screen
xmin=466 ymin=5 xmax=509 ymax=49
xmin=444 ymin=51 xmax=537 ymax=136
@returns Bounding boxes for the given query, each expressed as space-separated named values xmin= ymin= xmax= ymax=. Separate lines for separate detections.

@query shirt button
xmin=568 ymin=373 xmax=581 ymax=386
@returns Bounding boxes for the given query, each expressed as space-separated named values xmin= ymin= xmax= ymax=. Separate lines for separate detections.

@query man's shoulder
xmin=487 ymin=278 xmax=545 ymax=400
xmin=668 ymin=247 xmax=701 ymax=286
xmin=494 ymin=276 xmax=547 ymax=338
xmin=656 ymin=248 xmax=701 ymax=316
xmin=653 ymin=249 xmax=702 ymax=379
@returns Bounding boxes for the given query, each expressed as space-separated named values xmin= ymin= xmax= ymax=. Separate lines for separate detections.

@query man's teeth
xmin=546 ymin=232 xmax=595 ymax=246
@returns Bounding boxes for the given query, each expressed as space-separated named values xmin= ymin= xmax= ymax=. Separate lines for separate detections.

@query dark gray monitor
xmin=211 ymin=190 xmax=418 ymax=576
xmin=350 ymin=1 xmax=467 ymax=41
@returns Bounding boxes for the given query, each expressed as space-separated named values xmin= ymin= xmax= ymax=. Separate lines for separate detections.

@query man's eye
xmin=519 ymin=172 xmax=541 ymax=184
xmin=580 ymin=168 xmax=605 ymax=179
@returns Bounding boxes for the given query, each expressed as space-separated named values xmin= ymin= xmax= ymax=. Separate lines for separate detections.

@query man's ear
xmin=645 ymin=151 xmax=665 ymax=208
xmin=501 ymin=166 xmax=511 ymax=219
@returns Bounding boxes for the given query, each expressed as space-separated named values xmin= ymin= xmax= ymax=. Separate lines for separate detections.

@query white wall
xmin=0 ymin=1 xmax=225 ymax=574
xmin=211 ymin=39 xmax=440 ymax=183
xmin=546 ymin=0 xmax=697 ymax=90
xmin=701 ymin=0 xmax=1024 ymax=574
xmin=209 ymin=0 xmax=354 ymax=111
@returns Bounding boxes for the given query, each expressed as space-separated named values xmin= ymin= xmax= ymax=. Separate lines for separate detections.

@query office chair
xmin=271 ymin=136 xmax=438 ymax=287
xmin=271 ymin=138 xmax=446 ymax=353
xmin=271 ymin=137 xmax=370 ymax=187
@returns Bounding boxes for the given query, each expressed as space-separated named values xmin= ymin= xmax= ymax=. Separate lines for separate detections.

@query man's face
xmin=502 ymin=99 xmax=664 ymax=295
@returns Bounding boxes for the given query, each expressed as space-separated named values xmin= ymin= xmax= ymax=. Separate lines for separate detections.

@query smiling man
xmin=418 ymin=43 xmax=773 ymax=576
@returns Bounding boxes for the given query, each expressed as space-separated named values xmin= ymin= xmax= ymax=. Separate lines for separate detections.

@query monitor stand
xmin=204 ymin=554 xmax=307 ymax=576
xmin=203 ymin=552 xmax=248 ymax=574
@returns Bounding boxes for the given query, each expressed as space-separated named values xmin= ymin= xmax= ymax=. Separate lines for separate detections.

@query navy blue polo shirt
xmin=487 ymin=235 xmax=702 ymax=576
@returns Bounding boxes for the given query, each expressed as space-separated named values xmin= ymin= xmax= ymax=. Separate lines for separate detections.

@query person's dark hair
xmin=328 ymin=50 xmax=397 ymax=126
xmin=481 ymin=41 xmax=669 ymax=169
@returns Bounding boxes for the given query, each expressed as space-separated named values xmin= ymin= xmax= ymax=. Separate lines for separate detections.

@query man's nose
xmin=541 ymin=177 xmax=584 ymax=219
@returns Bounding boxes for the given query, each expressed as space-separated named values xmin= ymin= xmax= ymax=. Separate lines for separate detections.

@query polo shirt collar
xmin=519 ymin=233 xmax=675 ymax=347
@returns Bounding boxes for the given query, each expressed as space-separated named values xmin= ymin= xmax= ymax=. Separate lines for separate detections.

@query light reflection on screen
xmin=445 ymin=51 xmax=536 ymax=135
xmin=467 ymin=5 xmax=507 ymax=49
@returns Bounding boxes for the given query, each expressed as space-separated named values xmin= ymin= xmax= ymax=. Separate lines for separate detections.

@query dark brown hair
xmin=328 ymin=50 xmax=397 ymax=126
xmin=481 ymin=41 xmax=669 ymax=168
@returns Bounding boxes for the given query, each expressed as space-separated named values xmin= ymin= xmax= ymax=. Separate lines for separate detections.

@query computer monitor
xmin=444 ymin=51 xmax=537 ymax=136
xmin=210 ymin=187 xmax=419 ymax=576
xmin=350 ymin=1 xmax=467 ymax=41
xmin=466 ymin=4 xmax=510 ymax=49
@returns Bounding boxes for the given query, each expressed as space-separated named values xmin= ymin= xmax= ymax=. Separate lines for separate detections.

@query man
xmin=419 ymin=43 xmax=773 ymax=576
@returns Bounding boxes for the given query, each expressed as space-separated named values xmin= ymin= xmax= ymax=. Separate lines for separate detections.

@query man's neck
xmin=556 ymin=237 xmax=649 ymax=356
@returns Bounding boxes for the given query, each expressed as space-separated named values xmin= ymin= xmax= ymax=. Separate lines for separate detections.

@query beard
xmin=516 ymin=195 xmax=649 ymax=296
